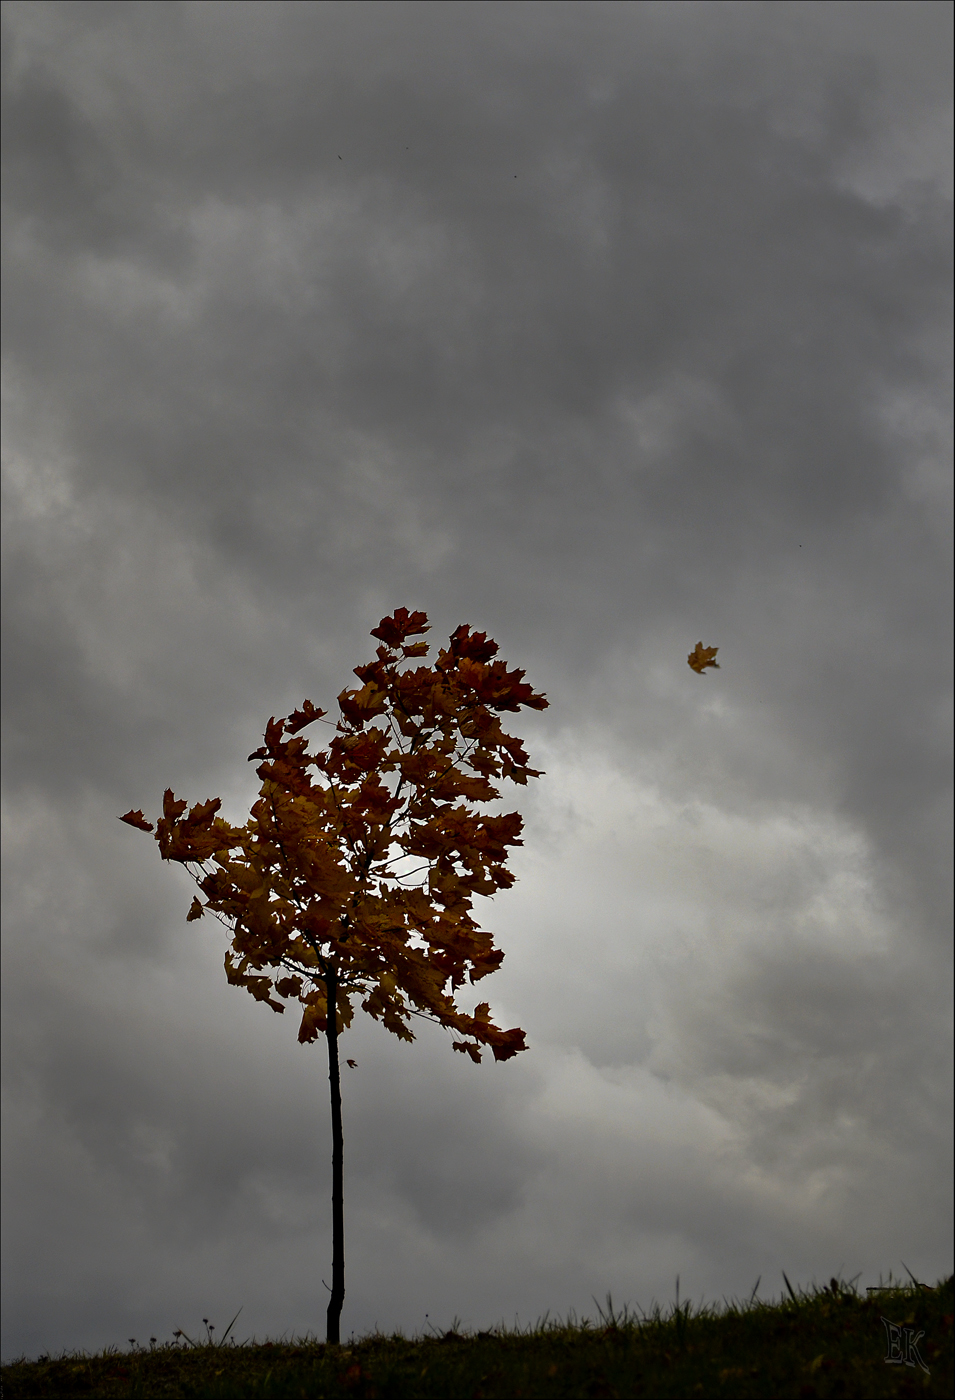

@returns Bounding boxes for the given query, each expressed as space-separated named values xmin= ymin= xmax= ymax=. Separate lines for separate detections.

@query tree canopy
xmin=120 ymin=607 xmax=548 ymax=1064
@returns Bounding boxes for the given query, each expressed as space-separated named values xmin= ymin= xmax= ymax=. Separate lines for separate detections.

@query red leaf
xmin=447 ymin=624 xmax=499 ymax=664
xmin=286 ymin=699 xmax=328 ymax=734
xmin=490 ymin=1027 xmax=527 ymax=1061
xmin=370 ymin=608 xmax=431 ymax=648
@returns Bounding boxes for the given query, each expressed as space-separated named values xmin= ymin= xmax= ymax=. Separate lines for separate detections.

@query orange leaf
xmin=337 ymin=682 xmax=388 ymax=728
xmin=298 ymin=1003 xmax=326 ymax=1043
xmin=162 ymin=789 xmax=188 ymax=822
xmin=119 ymin=809 xmax=154 ymax=833
xmin=687 ymin=641 xmax=720 ymax=674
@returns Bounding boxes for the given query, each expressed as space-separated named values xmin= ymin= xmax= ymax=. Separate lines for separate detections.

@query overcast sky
xmin=2 ymin=0 xmax=952 ymax=1364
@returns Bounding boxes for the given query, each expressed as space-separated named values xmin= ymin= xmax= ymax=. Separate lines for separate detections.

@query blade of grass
xmin=218 ymin=1307 xmax=243 ymax=1346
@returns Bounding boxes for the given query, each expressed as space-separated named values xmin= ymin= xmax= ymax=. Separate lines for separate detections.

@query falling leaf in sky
xmin=687 ymin=641 xmax=720 ymax=674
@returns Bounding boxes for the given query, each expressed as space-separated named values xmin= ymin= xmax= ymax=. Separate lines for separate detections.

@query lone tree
xmin=120 ymin=608 xmax=547 ymax=1342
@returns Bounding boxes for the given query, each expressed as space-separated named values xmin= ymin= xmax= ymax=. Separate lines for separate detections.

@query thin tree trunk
xmin=325 ymin=965 xmax=345 ymax=1343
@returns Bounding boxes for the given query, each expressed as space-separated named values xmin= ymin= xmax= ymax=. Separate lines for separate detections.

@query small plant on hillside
xmin=120 ymin=608 xmax=547 ymax=1342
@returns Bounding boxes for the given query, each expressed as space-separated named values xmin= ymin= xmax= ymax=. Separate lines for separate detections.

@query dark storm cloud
xmin=2 ymin=0 xmax=951 ymax=1363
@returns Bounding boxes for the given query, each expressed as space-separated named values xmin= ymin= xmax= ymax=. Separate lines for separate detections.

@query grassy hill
xmin=2 ymin=1271 xmax=952 ymax=1398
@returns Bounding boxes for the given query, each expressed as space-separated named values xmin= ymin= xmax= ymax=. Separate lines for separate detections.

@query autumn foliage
xmin=687 ymin=641 xmax=720 ymax=675
xmin=120 ymin=609 xmax=547 ymax=1065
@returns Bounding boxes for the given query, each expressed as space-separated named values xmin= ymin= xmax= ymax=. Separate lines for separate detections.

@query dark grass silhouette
xmin=3 ymin=1270 xmax=952 ymax=1398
